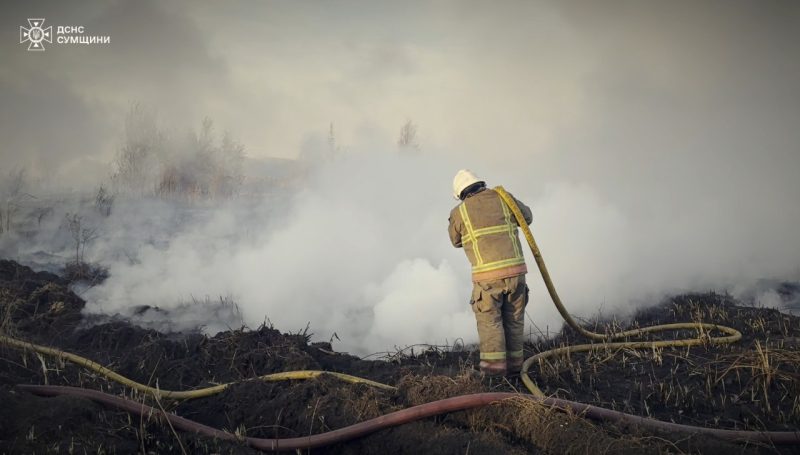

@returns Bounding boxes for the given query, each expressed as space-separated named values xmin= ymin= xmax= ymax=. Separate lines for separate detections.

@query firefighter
xmin=448 ymin=170 xmax=532 ymax=376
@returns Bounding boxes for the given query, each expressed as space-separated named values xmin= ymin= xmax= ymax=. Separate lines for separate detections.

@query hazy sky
xmin=3 ymin=1 xmax=798 ymax=184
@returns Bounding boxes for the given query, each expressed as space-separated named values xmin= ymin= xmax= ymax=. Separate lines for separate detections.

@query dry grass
xmin=527 ymin=296 xmax=800 ymax=438
xmin=398 ymin=374 xmax=674 ymax=454
xmin=0 ymin=288 xmax=22 ymax=336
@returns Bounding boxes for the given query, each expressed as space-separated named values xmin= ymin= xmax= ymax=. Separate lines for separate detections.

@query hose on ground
xmin=9 ymin=330 xmax=798 ymax=449
xmin=19 ymin=384 xmax=800 ymax=450
xmin=494 ymin=186 xmax=744 ymax=397
xmin=0 ymin=334 xmax=396 ymax=397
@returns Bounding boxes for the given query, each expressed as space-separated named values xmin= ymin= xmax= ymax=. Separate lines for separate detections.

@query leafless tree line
xmin=111 ymin=103 xmax=245 ymax=201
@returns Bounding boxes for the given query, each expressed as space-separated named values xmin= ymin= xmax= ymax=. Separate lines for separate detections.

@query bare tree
xmin=190 ymin=116 xmax=217 ymax=198
xmin=111 ymin=103 xmax=164 ymax=196
xmin=397 ymin=119 xmax=420 ymax=152
xmin=65 ymin=213 xmax=97 ymax=278
xmin=0 ymin=168 xmax=28 ymax=235
xmin=216 ymin=130 xmax=245 ymax=198
xmin=328 ymin=123 xmax=336 ymax=156
xmin=94 ymin=184 xmax=114 ymax=217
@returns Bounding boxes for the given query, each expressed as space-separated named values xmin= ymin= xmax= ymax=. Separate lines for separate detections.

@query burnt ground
xmin=0 ymin=259 xmax=799 ymax=454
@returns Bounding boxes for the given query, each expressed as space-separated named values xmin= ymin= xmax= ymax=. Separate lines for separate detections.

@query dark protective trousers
xmin=470 ymin=274 xmax=528 ymax=373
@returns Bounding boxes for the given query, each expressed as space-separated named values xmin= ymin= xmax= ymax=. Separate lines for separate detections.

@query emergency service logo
xmin=19 ymin=18 xmax=52 ymax=51
xmin=18 ymin=18 xmax=110 ymax=51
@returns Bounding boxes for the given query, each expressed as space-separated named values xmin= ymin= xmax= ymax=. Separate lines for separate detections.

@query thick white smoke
xmin=82 ymin=152 xmax=482 ymax=353
xmin=77 ymin=144 xmax=800 ymax=355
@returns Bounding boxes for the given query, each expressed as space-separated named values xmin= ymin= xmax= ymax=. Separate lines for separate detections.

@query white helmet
xmin=452 ymin=169 xmax=484 ymax=200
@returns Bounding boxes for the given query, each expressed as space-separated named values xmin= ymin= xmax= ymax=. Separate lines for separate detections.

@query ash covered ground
xmin=2 ymin=259 xmax=799 ymax=454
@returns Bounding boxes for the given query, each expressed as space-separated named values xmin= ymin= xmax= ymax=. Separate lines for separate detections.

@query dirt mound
xmin=2 ymin=259 xmax=799 ymax=454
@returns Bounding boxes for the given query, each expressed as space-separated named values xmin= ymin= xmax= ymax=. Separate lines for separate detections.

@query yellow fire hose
xmin=0 ymin=334 xmax=396 ymax=398
xmin=493 ymin=186 xmax=743 ymax=397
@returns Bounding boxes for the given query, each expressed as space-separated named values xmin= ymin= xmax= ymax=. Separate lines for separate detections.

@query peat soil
xmin=1 ymin=259 xmax=799 ymax=454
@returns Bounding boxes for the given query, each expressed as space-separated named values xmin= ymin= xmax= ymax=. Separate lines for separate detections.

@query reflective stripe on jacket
xmin=448 ymin=187 xmax=533 ymax=282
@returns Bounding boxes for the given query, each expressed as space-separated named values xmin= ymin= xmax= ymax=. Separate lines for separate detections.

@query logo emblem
xmin=20 ymin=18 xmax=52 ymax=51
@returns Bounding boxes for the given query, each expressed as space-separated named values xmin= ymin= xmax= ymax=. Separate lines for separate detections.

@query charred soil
xmin=1 ymin=259 xmax=799 ymax=454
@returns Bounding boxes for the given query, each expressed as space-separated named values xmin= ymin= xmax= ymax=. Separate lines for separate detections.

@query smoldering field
xmin=2 ymin=116 xmax=799 ymax=356
xmin=2 ymin=1 xmax=799 ymax=355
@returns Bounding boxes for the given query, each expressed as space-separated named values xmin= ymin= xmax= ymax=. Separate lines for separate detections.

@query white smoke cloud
xmin=4 ymin=138 xmax=798 ymax=354
xmin=82 ymin=152 xmax=481 ymax=353
xmin=76 ymin=144 xmax=800 ymax=356
xmin=363 ymin=258 xmax=473 ymax=351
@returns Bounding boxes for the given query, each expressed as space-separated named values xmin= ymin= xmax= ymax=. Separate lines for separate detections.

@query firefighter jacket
xmin=449 ymin=187 xmax=533 ymax=282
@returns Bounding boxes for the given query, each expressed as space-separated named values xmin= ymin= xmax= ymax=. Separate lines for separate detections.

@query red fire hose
xmin=19 ymin=384 xmax=800 ymax=451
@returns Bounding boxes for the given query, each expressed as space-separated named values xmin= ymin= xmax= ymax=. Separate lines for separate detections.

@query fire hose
xmin=493 ymin=185 xmax=744 ymax=398
xmin=0 ymin=334 xmax=395 ymax=397
xmin=19 ymin=384 xmax=800 ymax=449
xmin=6 ymin=332 xmax=799 ymax=448
xmin=2 ymin=184 xmax=799 ymax=449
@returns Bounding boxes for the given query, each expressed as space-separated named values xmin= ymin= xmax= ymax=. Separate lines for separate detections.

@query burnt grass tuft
xmin=529 ymin=293 xmax=800 ymax=433
xmin=1 ymin=259 xmax=799 ymax=454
